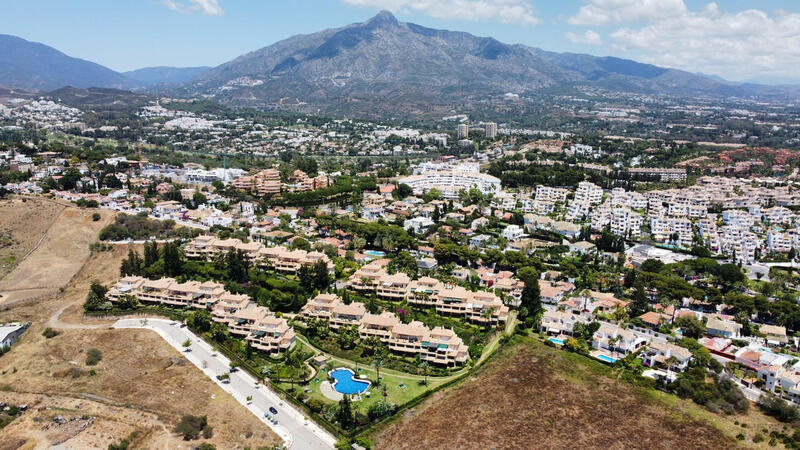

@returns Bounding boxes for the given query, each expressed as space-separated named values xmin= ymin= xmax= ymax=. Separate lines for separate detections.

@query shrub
xmin=758 ymin=395 xmax=800 ymax=423
xmin=92 ymin=212 xmax=101 ymax=221
xmin=174 ymin=414 xmax=210 ymax=440
xmin=42 ymin=328 xmax=59 ymax=339
xmin=85 ymin=348 xmax=103 ymax=366
xmin=367 ymin=401 xmax=396 ymax=421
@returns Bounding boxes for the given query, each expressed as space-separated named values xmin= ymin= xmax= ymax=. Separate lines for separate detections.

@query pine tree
xmin=630 ymin=280 xmax=649 ymax=317
xmin=518 ymin=266 xmax=541 ymax=319
xmin=336 ymin=395 xmax=355 ymax=430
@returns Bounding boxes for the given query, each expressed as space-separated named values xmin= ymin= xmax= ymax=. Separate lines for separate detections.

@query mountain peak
xmin=367 ymin=10 xmax=399 ymax=27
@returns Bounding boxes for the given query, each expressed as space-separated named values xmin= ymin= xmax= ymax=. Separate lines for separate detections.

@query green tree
xmin=641 ymin=259 xmax=665 ymax=273
xmin=163 ymin=241 xmax=183 ymax=277
xmin=210 ymin=322 xmax=228 ymax=342
xmin=395 ymin=183 xmax=413 ymax=199
xmin=336 ymin=395 xmax=355 ymax=430
xmin=226 ymin=248 xmax=249 ymax=283
xmin=518 ymin=267 xmax=541 ymax=321
xmin=336 ymin=325 xmax=359 ymax=350
xmin=143 ymin=241 xmax=159 ymax=267
xmin=629 ymin=280 xmax=650 ymax=317
xmin=675 ymin=316 xmax=707 ymax=339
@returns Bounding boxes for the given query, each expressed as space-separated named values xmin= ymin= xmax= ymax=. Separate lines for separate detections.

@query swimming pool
xmin=596 ymin=354 xmax=618 ymax=364
xmin=330 ymin=368 xmax=371 ymax=395
xmin=548 ymin=337 xmax=565 ymax=345
xmin=364 ymin=250 xmax=386 ymax=258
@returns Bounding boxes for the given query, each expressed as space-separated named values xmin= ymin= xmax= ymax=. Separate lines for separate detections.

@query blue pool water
xmin=330 ymin=368 xmax=371 ymax=394
xmin=596 ymin=354 xmax=618 ymax=364
xmin=364 ymin=250 xmax=386 ymax=258
xmin=549 ymin=337 xmax=565 ymax=345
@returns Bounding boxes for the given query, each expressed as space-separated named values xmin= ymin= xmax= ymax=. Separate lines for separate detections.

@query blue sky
xmin=1 ymin=0 xmax=798 ymax=82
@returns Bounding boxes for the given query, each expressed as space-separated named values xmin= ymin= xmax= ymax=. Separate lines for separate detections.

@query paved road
xmin=113 ymin=318 xmax=336 ymax=450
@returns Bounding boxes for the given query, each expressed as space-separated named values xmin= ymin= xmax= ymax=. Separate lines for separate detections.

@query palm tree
xmin=372 ymin=358 xmax=385 ymax=385
xmin=420 ymin=361 xmax=429 ymax=386
xmin=664 ymin=355 xmax=679 ymax=376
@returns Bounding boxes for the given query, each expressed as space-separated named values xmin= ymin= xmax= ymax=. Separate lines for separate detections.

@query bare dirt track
xmin=0 ymin=198 xmax=280 ymax=448
xmin=375 ymin=338 xmax=735 ymax=450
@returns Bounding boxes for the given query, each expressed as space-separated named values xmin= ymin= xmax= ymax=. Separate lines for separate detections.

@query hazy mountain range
xmin=1 ymin=12 xmax=798 ymax=116
xmin=123 ymin=66 xmax=210 ymax=86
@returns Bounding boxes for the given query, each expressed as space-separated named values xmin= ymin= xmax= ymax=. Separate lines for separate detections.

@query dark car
xmin=269 ymin=406 xmax=278 ymax=415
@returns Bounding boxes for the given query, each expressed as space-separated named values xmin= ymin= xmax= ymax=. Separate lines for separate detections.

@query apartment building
xmin=767 ymin=230 xmax=799 ymax=253
xmin=107 ymin=276 xmax=295 ymax=354
xmin=434 ymin=285 xmax=509 ymax=325
xmin=629 ymin=167 xmax=687 ymax=182
xmin=610 ymin=188 xmax=647 ymax=210
xmin=535 ymin=185 xmax=569 ymax=203
xmin=300 ymin=293 xmax=367 ymax=329
xmin=575 ymin=181 xmax=603 ymax=205
xmin=300 ymin=295 xmax=469 ymax=366
xmin=484 ymin=122 xmax=497 ymax=139
xmin=649 ymin=216 xmax=693 ymax=247
xmin=398 ymin=164 xmax=501 ymax=199
xmin=347 ymin=261 xmax=410 ymax=300
xmin=457 ymin=123 xmax=469 ymax=139
xmin=183 ymin=236 xmax=333 ymax=274
xmin=406 ymin=278 xmax=509 ymax=324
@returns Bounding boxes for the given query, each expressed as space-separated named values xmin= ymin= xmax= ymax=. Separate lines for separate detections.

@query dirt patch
xmin=0 ymin=198 xmax=64 ymax=280
xmin=375 ymin=339 xmax=734 ymax=450
xmin=0 ymin=328 xmax=279 ymax=448
xmin=0 ymin=199 xmax=114 ymax=305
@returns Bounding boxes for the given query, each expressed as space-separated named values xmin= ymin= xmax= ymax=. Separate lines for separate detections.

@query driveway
xmin=113 ymin=318 xmax=336 ymax=450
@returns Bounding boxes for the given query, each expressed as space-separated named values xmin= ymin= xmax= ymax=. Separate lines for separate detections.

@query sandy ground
xmin=0 ymin=198 xmax=64 ymax=280
xmin=0 ymin=198 xmax=114 ymax=305
xmin=0 ymin=199 xmax=281 ymax=449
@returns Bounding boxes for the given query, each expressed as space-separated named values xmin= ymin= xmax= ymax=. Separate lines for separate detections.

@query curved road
xmin=113 ymin=318 xmax=336 ymax=450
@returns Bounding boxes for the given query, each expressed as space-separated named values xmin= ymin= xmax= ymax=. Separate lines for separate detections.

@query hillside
xmin=0 ymin=34 xmax=135 ymax=91
xmin=184 ymin=11 xmax=763 ymax=116
xmin=123 ymin=66 xmax=210 ymax=86
xmin=372 ymin=336 xmax=784 ymax=449
xmin=46 ymin=86 xmax=152 ymax=110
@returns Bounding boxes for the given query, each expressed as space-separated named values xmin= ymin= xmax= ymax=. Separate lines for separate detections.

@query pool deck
xmin=320 ymin=380 xmax=343 ymax=401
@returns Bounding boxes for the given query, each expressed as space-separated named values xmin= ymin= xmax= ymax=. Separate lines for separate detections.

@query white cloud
xmin=342 ymin=0 xmax=540 ymax=26
xmin=565 ymin=29 xmax=603 ymax=46
xmin=568 ymin=0 xmax=687 ymax=26
xmin=608 ymin=4 xmax=800 ymax=80
xmin=162 ymin=0 xmax=223 ymax=16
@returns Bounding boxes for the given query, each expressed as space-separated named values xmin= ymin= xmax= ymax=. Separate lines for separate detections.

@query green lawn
xmin=276 ymin=357 xmax=448 ymax=414
xmin=280 ymin=311 xmax=517 ymax=415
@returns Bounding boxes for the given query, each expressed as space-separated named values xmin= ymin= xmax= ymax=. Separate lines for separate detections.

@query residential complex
xmin=398 ymin=163 xmax=501 ymax=199
xmin=184 ymin=236 xmax=334 ymax=274
xmin=347 ymin=261 xmax=509 ymax=325
xmin=300 ymin=293 xmax=469 ymax=366
xmin=107 ymin=276 xmax=295 ymax=354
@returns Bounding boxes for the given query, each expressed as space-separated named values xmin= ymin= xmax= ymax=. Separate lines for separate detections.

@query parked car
xmin=269 ymin=406 xmax=278 ymax=415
